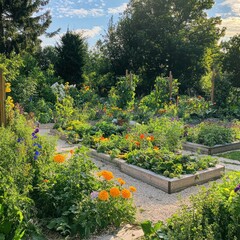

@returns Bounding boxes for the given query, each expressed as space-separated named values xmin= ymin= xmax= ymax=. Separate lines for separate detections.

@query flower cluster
xmin=5 ymin=82 xmax=11 ymax=93
xmin=53 ymin=154 xmax=66 ymax=163
xmin=95 ymin=170 xmax=137 ymax=201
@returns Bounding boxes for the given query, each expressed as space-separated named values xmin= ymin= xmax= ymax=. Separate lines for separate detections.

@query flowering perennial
xmin=98 ymin=190 xmax=109 ymax=201
xmin=54 ymin=154 xmax=66 ymax=163
xmin=110 ymin=187 xmax=120 ymax=198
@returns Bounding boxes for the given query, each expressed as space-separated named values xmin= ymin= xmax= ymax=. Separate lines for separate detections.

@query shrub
xmin=186 ymin=122 xmax=236 ymax=146
xmin=142 ymin=172 xmax=240 ymax=240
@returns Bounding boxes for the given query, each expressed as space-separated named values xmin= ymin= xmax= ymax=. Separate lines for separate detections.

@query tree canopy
xmin=103 ymin=0 xmax=224 ymax=93
xmin=0 ymin=0 xmax=51 ymax=55
xmin=222 ymin=34 xmax=240 ymax=88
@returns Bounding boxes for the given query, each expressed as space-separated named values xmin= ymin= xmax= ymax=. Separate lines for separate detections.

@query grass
xmin=219 ymin=151 xmax=240 ymax=161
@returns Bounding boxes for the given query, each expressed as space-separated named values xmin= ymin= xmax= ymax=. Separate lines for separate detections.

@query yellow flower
xmin=98 ymin=190 xmax=109 ymax=201
xmin=99 ymin=170 xmax=114 ymax=181
xmin=110 ymin=187 xmax=120 ymax=198
xmin=5 ymin=82 xmax=11 ymax=93
xmin=117 ymin=177 xmax=126 ymax=185
xmin=121 ymin=189 xmax=131 ymax=199
xmin=129 ymin=186 xmax=137 ymax=192
xmin=53 ymin=154 xmax=65 ymax=163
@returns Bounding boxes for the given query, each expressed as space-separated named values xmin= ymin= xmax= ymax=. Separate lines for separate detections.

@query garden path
xmin=39 ymin=124 xmax=235 ymax=240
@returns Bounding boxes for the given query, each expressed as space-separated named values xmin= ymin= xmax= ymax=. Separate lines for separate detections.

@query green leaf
xmin=141 ymin=220 xmax=153 ymax=235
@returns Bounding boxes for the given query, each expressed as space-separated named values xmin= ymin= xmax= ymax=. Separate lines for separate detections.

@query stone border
xmin=183 ymin=142 xmax=240 ymax=155
xmin=89 ymin=149 xmax=225 ymax=194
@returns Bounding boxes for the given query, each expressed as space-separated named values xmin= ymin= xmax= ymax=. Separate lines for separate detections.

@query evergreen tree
xmin=0 ymin=0 xmax=51 ymax=55
xmin=55 ymin=31 xmax=87 ymax=86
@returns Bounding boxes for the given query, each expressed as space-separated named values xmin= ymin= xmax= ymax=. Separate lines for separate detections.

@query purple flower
xmin=90 ymin=191 xmax=99 ymax=199
xmin=34 ymin=150 xmax=40 ymax=160
xmin=234 ymin=184 xmax=240 ymax=193
xmin=34 ymin=128 xmax=39 ymax=134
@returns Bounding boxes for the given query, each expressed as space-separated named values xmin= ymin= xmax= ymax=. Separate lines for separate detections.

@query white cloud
xmin=58 ymin=7 xmax=104 ymax=17
xmin=108 ymin=3 xmax=128 ymax=14
xmin=221 ymin=0 xmax=240 ymax=15
xmin=75 ymin=26 xmax=102 ymax=38
xmin=221 ymin=17 xmax=240 ymax=38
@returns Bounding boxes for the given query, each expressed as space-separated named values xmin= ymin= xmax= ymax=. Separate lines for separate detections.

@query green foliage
xmin=186 ymin=121 xmax=237 ymax=146
xmin=147 ymin=117 xmax=184 ymax=151
xmin=103 ymin=0 xmax=224 ymax=93
xmin=0 ymin=0 xmax=51 ymax=55
xmin=55 ymin=31 xmax=87 ymax=86
xmin=127 ymin=148 xmax=217 ymax=178
xmin=142 ymin=172 xmax=240 ymax=240
xmin=109 ymin=74 xmax=139 ymax=109
xmin=0 ymin=112 xmax=56 ymax=239
xmin=222 ymin=34 xmax=240 ymax=88
xmin=177 ymin=96 xmax=212 ymax=120
xmin=34 ymin=148 xmax=136 ymax=237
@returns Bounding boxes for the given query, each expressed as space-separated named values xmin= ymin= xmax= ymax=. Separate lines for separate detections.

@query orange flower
xmin=153 ymin=146 xmax=159 ymax=150
xmin=125 ymin=134 xmax=129 ymax=139
xmin=140 ymin=134 xmax=145 ymax=139
xmin=117 ymin=177 xmax=126 ymax=185
xmin=53 ymin=154 xmax=65 ymax=163
xmin=110 ymin=187 xmax=120 ymax=198
xmin=100 ymin=170 xmax=114 ymax=181
xmin=98 ymin=190 xmax=109 ymax=201
xmin=129 ymin=186 xmax=137 ymax=192
xmin=150 ymin=136 xmax=154 ymax=141
xmin=70 ymin=149 xmax=74 ymax=155
xmin=135 ymin=141 xmax=140 ymax=147
xmin=43 ymin=179 xmax=49 ymax=183
xmin=121 ymin=189 xmax=131 ymax=199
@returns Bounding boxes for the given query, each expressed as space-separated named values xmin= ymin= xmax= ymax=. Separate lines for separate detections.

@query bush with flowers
xmin=142 ymin=172 xmax=240 ymax=239
xmin=34 ymin=147 xmax=136 ymax=238
xmin=0 ymin=109 xmax=136 ymax=239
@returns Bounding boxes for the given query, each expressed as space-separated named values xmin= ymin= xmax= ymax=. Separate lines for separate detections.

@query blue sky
xmin=40 ymin=0 xmax=240 ymax=47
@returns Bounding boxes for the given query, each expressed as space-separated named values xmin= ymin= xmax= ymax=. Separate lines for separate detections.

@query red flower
xmin=140 ymin=134 xmax=145 ymax=139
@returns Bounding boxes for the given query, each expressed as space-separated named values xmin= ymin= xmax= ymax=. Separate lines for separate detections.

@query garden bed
xmin=90 ymin=149 xmax=225 ymax=194
xmin=183 ymin=141 xmax=240 ymax=155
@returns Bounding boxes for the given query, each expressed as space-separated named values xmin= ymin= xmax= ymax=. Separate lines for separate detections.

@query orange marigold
xmin=153 ymin=146 xmax=159 ymax=150
xmin=110 ymin=187 xmax=120 ymax=198
xmin=101 ymin=170 xmax=114 ymax=181
xmin=117 ymin=177 xmax=126 ymax=185
xmin=43 ymin=179 xmax=49 ymax=183
xmin=98 ymin=190 xmax=109 ymax=201
xmin=150 ymin=136 xmax=154 ymax=141
xmin=129 ymin=186 xmax=137 ymax=192
xmin=121 ymin=189 xmax=131 ymax=199
xmin=53 ymin=154 xmax=65 ymax=163
xmin=125 ymin=134 xmax=129 ymax=139
xmin=70 ymin=149 xmax=74 ymax=155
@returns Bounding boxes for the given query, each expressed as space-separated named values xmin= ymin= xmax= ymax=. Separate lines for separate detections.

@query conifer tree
xmin=0 ymin=0 xmax=51 ymax=55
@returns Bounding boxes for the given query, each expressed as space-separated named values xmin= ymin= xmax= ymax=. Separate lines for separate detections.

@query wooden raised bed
xmin=183 ymin=142 xmax=240 ymax=155
xmin=89 ymin=149 xmax=225 ymax=194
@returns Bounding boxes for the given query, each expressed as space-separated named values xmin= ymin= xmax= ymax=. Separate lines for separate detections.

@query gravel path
xmin=39 ymin=124 xmax=228 ymax=240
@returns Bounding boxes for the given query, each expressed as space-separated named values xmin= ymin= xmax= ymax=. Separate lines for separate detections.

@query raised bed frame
xmin=183 ymin=142 xmax=240 ymax=155
xmin=90 ymin=149 xmax=225 ymax=194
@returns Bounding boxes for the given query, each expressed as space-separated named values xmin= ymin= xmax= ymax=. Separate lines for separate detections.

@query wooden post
xmin=0 ymin=69 xmax=6 ymax=126
xmin=169 ymin=71 xmax=173 ymax=100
